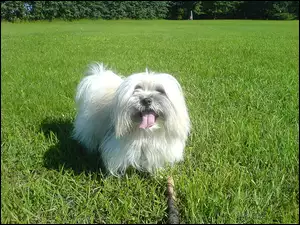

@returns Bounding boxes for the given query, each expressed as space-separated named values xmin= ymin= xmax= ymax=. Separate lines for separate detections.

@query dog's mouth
xmin=139 ymin=110 xmax=159 ymax=129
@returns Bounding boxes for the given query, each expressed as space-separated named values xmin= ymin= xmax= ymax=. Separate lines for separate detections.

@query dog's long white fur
xmin=73 ymin=63 xmax=190 ymax=176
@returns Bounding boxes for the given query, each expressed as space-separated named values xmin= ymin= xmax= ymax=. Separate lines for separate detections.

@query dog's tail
xmin=85 ymin=62 xmax=110 ymax=77
xmin=75 ymin=62 xmax=123 ymax=106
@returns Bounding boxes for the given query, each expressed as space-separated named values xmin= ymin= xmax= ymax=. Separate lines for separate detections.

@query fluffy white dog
xmin=73 ymin=63 xmax=190 ymax=176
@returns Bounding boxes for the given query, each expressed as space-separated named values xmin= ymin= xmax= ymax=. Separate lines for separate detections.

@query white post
xmin=190 ymin=10 xmax=193 ymax=20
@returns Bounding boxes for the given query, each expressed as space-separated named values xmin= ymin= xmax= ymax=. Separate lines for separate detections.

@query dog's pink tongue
xmin=139 ymin=112 xmax=155 ymax=129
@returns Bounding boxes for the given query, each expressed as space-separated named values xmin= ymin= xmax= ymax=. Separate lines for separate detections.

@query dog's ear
xmin=158 ymin=73 xmax=190 ymax=138
xmin=114 ymin=117 xmax=131 ymax=139
xmin=113 ymin=102 xmax=132 ymax=139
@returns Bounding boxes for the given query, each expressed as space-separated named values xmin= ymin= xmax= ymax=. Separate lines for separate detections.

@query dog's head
xmin=112 ymin=70 xmax=190 ymax=139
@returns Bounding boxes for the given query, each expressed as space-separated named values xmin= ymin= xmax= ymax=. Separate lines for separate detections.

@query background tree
xmin=1 ymin=1 xmax=299 ymax=22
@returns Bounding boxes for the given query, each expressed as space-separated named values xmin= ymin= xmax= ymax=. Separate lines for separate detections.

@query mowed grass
xmin=1 ymin=19 xmax=299 ymax=224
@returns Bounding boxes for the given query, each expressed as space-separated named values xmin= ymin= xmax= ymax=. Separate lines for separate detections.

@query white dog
xmin=73 ymin=63 xmax=190 ymax=176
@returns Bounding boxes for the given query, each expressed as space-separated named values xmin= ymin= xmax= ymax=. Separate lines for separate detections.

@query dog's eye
xmin=156 ymin=87 xmax=166 ymax=94
xmin=135 ymin=85 xmax=142 ymax=90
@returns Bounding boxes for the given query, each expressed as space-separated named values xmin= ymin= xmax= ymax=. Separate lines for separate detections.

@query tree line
xmin=1 ymin=1 xmax=299 ymax=22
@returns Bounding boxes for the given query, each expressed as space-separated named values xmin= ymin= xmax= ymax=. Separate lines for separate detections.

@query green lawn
xmin=1 ymin=19 xmax=299 ymax=224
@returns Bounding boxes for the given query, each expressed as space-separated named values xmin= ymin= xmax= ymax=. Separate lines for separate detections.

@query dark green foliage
xmin=168 ymin=1 xmax=299 ymax=20
xmin=1 ymin=1 xmax=171 ymax=22
xmin=201 ymin=1 xmax=244 ymax=19
xmin=266 ymin=1 xmax=298 ymax=20
xmin=1 ymin=1 xmax=299 ymax=22
xmin=1 ymin=1 xmax=27 ymax=22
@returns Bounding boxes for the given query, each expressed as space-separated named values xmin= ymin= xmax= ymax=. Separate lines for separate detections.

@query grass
xmin=1 ymin=19 xmax=299 ymax=224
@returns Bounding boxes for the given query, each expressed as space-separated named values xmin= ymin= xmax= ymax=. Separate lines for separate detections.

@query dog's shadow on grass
xmin=40 ymin=117 xmax=151 ymax=179
xmin=40 ymin=117 xmax=106 ymax=175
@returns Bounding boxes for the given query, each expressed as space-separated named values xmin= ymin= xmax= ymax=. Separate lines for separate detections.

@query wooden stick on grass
xmin=167 ymin=176 xmax=180 ymax=224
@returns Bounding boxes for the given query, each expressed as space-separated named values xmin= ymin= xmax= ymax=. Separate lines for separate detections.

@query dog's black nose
xmin=142 ymin=97 xmax=152 ymax=106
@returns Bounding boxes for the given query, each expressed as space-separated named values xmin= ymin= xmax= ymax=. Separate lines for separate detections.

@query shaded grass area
xmin=1 ymin=20 xmax=299 ymax=223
